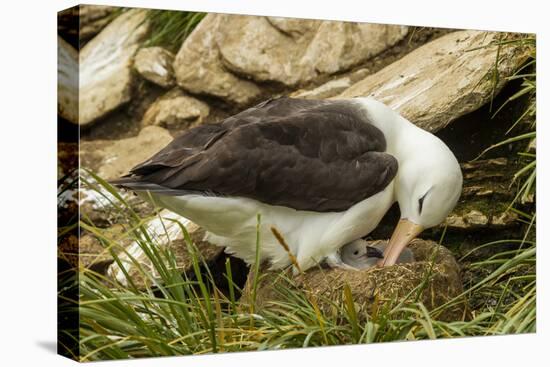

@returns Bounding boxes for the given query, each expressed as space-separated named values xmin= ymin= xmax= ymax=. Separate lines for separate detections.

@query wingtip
xmin=107 ymin=175 xmax=136 ymax=187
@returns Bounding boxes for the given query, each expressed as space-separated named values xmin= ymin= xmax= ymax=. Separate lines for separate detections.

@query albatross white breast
xmin=112 ymin=97 xmax=463 ymax=272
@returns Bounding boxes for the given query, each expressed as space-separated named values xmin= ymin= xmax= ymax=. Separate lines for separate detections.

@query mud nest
xmin=242 ymin=239 xmax=465 ymax=321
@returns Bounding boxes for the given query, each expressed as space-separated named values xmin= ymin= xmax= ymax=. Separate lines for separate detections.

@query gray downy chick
xmin=339 ymin=239 xmax=415 ymax=270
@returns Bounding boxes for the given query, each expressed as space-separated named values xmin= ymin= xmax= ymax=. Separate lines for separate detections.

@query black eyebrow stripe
xmin=418 ymin=187 xmax=433 ymax=215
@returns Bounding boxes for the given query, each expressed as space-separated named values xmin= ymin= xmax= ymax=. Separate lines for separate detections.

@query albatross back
xmin=112 ymin=97 xmax=398 ymax=212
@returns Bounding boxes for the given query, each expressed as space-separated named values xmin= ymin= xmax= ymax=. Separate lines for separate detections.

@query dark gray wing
xmin=129 ymin=97 xmax=364 ymax=173
xmin=127 ymin=97 xmax=315 ymax=174
xmin=113 ymin=98 xmax=398 ymax=212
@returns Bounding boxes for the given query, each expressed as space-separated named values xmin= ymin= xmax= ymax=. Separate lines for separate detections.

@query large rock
xmin=133 ymin=47 xmax=176 ymax=88
xmin=142 ymin=88 xmax=210 ymax=130
xmin=79 ymin=9 xmax=149 ymax=126
xmin=174 ymin=14 xmax=407 ymax=106
xmin=338 ymin=30 xmax=529 ymax=132
xmin=291 ymin=68 xmax=370 ymax=99
xmin=79 ymin=5 xmax=119 ymax=43
xmin=174 ymin=14 xmax=262 ymax=106
xmin=57 ymin=36 xmax=78 ymax=123
xmin=218 ymin=16 xmax=407 ymax=86
xmin=80 ymin=125 xmax=173 ymax=180
xmin=242 ymin=239 xmax=464 ymax=321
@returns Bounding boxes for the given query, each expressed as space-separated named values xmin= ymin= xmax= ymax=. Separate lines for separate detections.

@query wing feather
xmin=112 ymin=98 xmax=398 ymax=212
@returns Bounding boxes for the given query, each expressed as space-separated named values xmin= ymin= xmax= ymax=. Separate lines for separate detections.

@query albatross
xmin=112 ymin=97 xmax=462 ymax=272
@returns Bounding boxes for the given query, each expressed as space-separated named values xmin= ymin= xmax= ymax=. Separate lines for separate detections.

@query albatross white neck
xmin=353 ymin=97 xmax=462 ymax=227
xmin=353 ymin=97 xmax=433 ymax=161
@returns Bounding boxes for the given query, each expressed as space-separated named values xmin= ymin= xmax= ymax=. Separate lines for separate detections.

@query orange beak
xmin=379 ymin=219 xmax=424 ymax=266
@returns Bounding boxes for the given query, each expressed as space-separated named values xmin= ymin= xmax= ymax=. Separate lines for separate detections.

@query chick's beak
xmin=366 ymin=246 xmax=384 ymax=259
xmin=379 ymin=219 xmax=424 ymax=266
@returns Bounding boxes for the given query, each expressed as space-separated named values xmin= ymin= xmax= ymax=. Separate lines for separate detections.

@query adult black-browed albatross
xmin=112 ymin=97 xmax=462 ymax=272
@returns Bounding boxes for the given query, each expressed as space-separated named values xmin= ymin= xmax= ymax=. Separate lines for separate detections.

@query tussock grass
xmin=143 ymin=10 xmax=206 ymax=51
xmin=481 ymin=37 xmax=536 ymax=206
xmin=62 ymin=172 xmax=535 ymax=361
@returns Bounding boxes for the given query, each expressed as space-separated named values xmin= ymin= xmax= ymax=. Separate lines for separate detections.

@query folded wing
xmin=112 ymin=98 xmax=398 ymax=212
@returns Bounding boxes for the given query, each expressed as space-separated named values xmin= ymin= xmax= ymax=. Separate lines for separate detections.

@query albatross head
xmin=381 ymin=128 xmax=463 ymax=266
xmin=340 ymin=239 xmax=415 ymax=269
